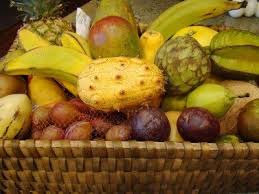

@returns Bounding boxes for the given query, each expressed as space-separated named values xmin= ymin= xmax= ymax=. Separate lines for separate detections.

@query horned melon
xmin=78 ymin=57 xmax=165 ymax=111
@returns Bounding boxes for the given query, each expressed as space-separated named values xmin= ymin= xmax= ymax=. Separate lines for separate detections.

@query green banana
xmin=148 ymin=0 xmax=242 ymax=40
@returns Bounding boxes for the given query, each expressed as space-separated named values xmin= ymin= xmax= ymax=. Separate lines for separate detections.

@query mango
xmin=89 ymin=16 xmax=141 ymax=59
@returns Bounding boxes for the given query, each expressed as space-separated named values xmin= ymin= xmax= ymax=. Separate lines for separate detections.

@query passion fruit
xmin=177 ymin=107 xmax=220 ymax=142
xmin=131 ymin=108 xmax=171 ymax=141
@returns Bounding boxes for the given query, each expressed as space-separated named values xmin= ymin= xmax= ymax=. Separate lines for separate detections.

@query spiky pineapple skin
xmin=155 ymin=36 xmax=211 ymax=96
xmin=10 ymin=18 xmax=73 ymax=51
xmin=24 ymin=18 xmax=73 ymax=45
xmin=78 ymin=57 xmax=165 ymax=112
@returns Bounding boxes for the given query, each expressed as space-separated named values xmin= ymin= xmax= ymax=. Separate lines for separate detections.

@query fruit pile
xmin=1 ymin=0 xmax=259 ymax=143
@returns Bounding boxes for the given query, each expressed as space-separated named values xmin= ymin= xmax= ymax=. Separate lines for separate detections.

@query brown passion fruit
xmin=131 ymin=108 xmax=171 ymax=141
xmin=177 ymin=107 xmax=220 ymax=142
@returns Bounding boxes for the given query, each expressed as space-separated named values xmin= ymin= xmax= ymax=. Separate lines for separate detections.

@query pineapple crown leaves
xmin=10 ymin=0 xmax=65 ymax=22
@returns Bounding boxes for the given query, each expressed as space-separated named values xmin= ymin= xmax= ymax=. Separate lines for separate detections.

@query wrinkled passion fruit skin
xmin=237 ymin=99 xmax=259 ymax=142
xmin=131 ymin=108 xmax=171 ymax=141
xmin=177 ymin=107 xmax=220 ymax=142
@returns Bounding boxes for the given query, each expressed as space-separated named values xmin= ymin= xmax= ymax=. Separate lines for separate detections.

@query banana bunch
xmin=229 ymin=0 xmax=259 ymax=17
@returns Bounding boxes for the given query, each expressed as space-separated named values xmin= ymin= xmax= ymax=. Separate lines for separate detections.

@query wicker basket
xmin=1 ymin=140 xmax=259 ymax=193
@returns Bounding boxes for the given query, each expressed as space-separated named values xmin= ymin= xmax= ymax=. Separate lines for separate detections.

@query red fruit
xmin=69 ymin=98 xmax=106 ymax=118
xmin=32 ymin=106 xmax=51 ymax=131
xmin=49 ymin=102 xmax=88 ymax=128
xmin=89 ymin=16 xmax=140 ymax=58
xmin=40 ymin=125 xmax=65 ymax=140
xmin=105 ymin=123 xmax=132 ymax=141
xmin=90 ymin=118 xmax=114 ymax=138
xmin=32 ymin=129 xmax=43 ymax=140
xmin=131 ymin=108 xmax=171 ymax=142
xmin=65 ymin=121 xmax=92 ymax=140
xmin=69 ymin=98 xmax=91 ymax=113
xmin=177 ymin=107 xmax=220 ymax=142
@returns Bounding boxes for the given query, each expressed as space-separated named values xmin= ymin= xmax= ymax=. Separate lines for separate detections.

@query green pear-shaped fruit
xmin=216 ymin=134 xmax=241 ymax=143
xmin=186 ymin=83 xmax=235 ymax=118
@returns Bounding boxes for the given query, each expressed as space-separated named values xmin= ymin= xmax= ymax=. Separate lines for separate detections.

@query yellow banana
xmin=4 ymin=46 xmax=92 ymax=85
xmin=148 ymin=0 xmax=242 ymax=40
xmin=0 ymin=94 xmax=31 ymax=139
xmin=18 ymin=29 xmax=50 ymax=51
xmin=61 ymin=31 xmax=91 ymax=57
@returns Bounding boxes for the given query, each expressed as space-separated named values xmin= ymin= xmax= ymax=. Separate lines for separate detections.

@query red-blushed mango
xmin=89 ymin=16 xmax=141 ymax=59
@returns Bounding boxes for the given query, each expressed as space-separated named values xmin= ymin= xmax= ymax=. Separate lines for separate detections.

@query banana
xmin=3 ymin=46 xmax=92 ymax=85
xmin=61 ymin=31 xmax=91 ymax=57
xmin=56 ymin=79 xmax=78 ymax=96
xmin=0 ymin=49 xmax=24 ymax=71
xmin=0 ymin=94 xmax=31 ymax=139
xmin=18 ymin=29 xmax=51 ymax=51
xmin=148 ymin=0 xmax=242 ymax=40
xmin=140 ymin=30 xmax=165 ymax=64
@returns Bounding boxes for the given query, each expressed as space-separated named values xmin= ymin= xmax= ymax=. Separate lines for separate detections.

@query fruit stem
xmin=229 ymin=93 xmax=250 ymax=100
xmin=237 ymin=93 xmax=250 ymax=98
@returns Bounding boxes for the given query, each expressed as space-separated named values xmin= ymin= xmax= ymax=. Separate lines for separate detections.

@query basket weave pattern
xmin=1 ymin=140 xmax=259 ymax=193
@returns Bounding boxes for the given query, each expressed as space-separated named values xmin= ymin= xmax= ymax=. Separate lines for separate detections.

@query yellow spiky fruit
xmin=78 ymin=57 xmax=165 ymax=112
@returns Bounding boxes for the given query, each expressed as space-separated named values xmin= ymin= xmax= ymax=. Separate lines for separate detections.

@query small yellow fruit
xmin=173 ymin=26 xmax=218 ymax=47
xmin=140 ymin=30 xmax=165 ymax=63
xmin=29 ymin=76 xmax=67 ymax=106
xmin=165 ymin=111 xmax=184 ymax=142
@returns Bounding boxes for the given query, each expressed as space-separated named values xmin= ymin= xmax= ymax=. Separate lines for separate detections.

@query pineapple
xmin=9 ymin=0 xmax=74 ymax=50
